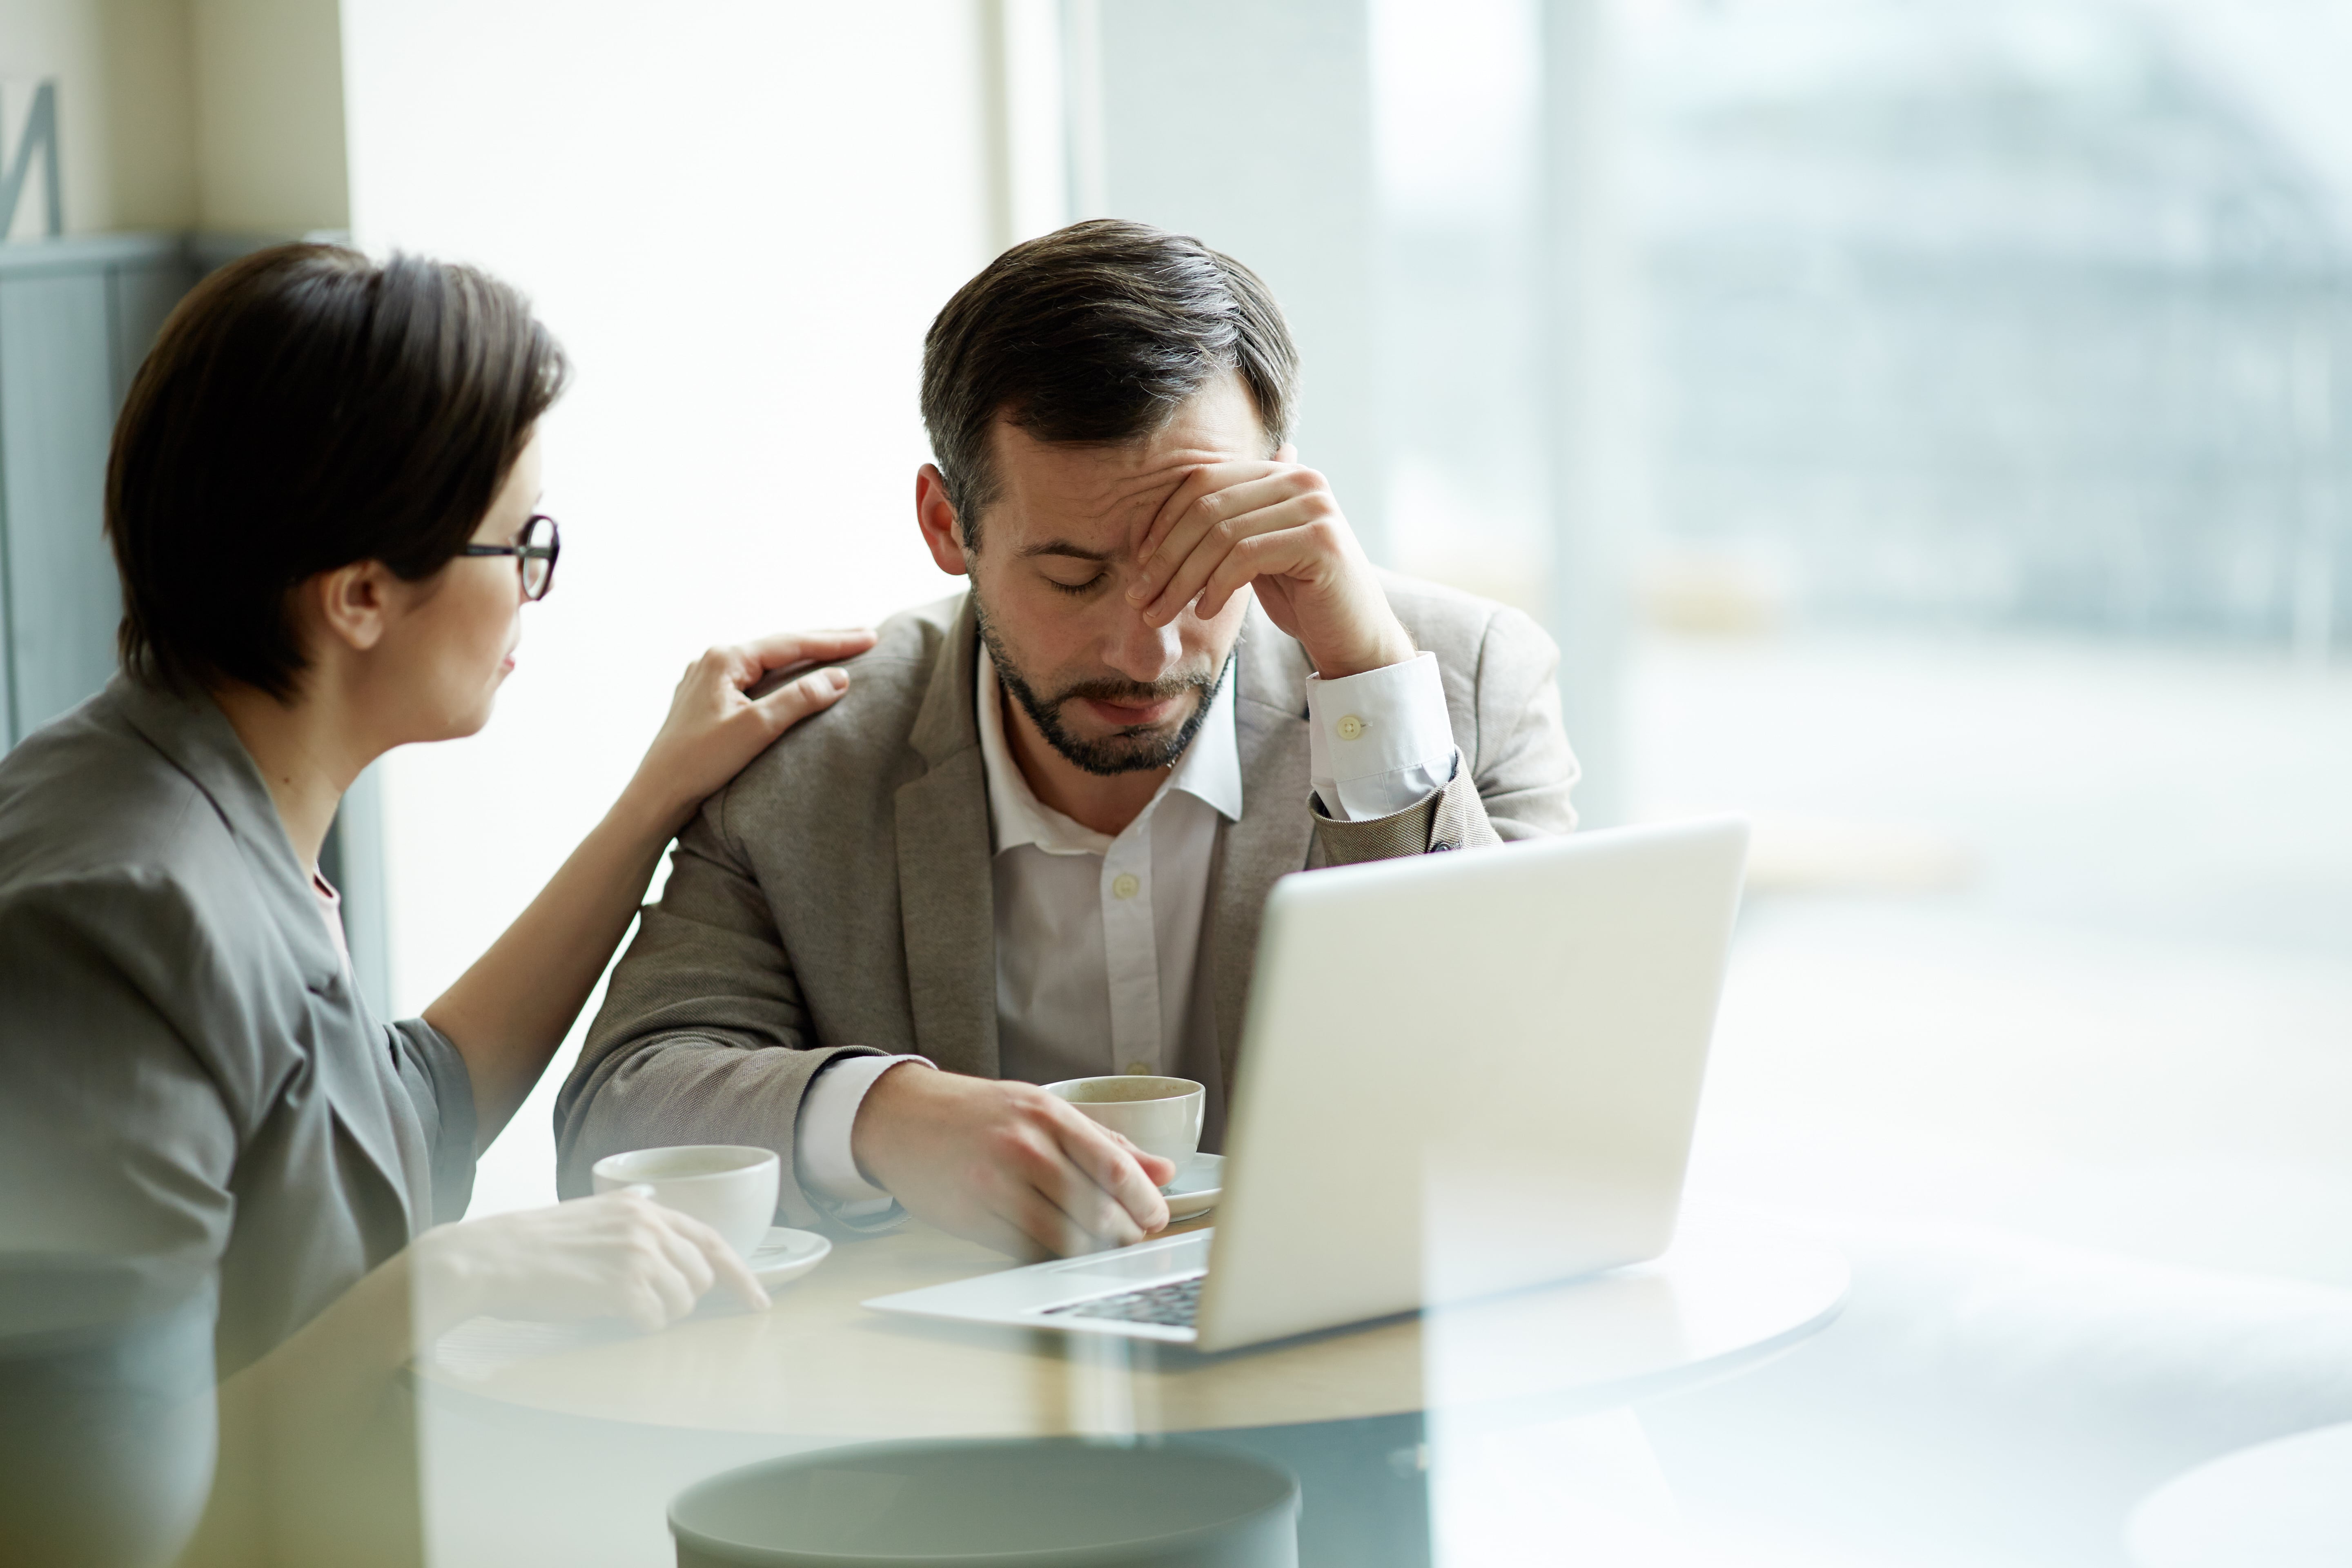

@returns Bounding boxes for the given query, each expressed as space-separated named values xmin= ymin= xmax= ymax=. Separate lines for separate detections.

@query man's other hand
xmin=850 ymin=1068 xmax=1176 ymax=1257
xmin=1125 ymin=446 xmax=1416 ymax=680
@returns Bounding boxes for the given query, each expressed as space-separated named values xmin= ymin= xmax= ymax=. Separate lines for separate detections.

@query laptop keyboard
xmin=1042 ymin=1274 xmax=1204 ymax=1328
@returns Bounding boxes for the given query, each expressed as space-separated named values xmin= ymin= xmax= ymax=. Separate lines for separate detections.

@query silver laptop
xmin=864 ymin=817 xmax=1748 ymax=1352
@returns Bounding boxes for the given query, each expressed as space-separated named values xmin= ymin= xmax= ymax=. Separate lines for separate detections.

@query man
xmin=557 ymin=220 xmax=1578 ymax=1256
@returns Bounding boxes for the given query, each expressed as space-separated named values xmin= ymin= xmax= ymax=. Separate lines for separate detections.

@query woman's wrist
xmin=609 ymin=771 xmax=696 ymax=850
xmin=404 ymin=1224 xmax=486 ymax=1346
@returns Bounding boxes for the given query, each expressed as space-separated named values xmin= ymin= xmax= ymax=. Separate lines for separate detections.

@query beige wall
xmin=0 ymin=0 xmax=345 ymax=236
xmin=189 ymin=0 xmax=344 ymax=232
xmin=97 ymin=0 xmax=199 ymax=227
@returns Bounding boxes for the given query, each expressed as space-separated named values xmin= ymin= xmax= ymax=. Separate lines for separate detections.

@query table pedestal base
xmin=1178 ymin=1413 xmax=1432 ymax=1568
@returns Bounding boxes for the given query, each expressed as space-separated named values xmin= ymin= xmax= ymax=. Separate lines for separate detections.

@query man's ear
xmin=308 ymin=561 xmax=392 ymax=654
xmin=915 ymin=464 xmax=971 ymax=577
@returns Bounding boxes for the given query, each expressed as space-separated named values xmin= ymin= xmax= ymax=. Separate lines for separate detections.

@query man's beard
xmin=976 ymin=604 xmax=1231 ymax=777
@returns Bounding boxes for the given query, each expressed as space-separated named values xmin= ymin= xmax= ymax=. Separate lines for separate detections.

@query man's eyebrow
xmin=1018 ymin=541 xmax=1114 ymax=563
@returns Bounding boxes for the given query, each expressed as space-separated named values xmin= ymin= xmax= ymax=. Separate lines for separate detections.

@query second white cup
xmin=1042 ymin=1075 xmax=1205 ymax=1165
xmin=590 ymin=1144 xmax=780 ymax=1258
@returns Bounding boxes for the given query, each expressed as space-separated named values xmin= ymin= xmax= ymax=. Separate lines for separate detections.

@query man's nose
xmin=1102 ymin=597 xmax=1185 ymax=685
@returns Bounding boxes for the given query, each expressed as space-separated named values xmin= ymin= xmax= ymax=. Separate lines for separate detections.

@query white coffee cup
xmin=1042 ymin=1076 xmax=1205 ymax=1165
xmin=591 ymin=1145 xmax=780 ymax=1258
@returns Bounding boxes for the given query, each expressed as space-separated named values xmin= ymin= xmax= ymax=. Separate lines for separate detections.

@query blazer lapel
xmin=893 ymin=596 xmax=1000 ymax=1077
xmin=1209 ymin=606 xmax=1316 ymax=1092
xmin=110 ymin=676 xmax=421 ymax=1229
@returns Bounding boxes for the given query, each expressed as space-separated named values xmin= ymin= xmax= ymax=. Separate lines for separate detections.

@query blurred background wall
xmin=0 ymin=0 xmax=346 ymax=236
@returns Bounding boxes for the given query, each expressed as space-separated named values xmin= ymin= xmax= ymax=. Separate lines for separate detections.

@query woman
xmin=0 ymin=244 xmax=873 ymax=1565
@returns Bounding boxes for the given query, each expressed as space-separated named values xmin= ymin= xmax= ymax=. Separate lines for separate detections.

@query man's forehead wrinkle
xmin=1008 ymin=468 xmax=1185 ymax=550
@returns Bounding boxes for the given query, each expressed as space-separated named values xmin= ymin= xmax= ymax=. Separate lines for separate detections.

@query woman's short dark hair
xmin=107 ymin=243 xmax=568 ymax=698
xmin=920 ymin=219 xmax=1298 ymax=550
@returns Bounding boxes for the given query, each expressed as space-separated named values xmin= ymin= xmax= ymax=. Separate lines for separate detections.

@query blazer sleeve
xmin=1310 ymin=604 xmax=1580 ymax=866
xmin=384 ymin=1020 xmax=477 ymax=1227
xmin=554 ymin=802 xmax=880 ymax=1223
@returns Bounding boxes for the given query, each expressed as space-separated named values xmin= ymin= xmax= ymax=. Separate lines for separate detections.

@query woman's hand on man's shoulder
xmin=624 ymin=628 xmax=877 ymax=835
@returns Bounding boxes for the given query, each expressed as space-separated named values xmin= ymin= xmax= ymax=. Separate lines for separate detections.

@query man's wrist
xmin=846 ymin=1058 xmax=931 ymax=1192
xmin=800 ymin=1054 xmax=929 ymax=1205
xmin=1308 ymin=619 xmax=1417 ymax=681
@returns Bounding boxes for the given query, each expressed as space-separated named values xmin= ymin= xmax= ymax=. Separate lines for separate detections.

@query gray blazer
xmin=0 ymin=677 xmax=475 ymax=1376
xmin=559 ymin=577 xmax=1579 ymax=1223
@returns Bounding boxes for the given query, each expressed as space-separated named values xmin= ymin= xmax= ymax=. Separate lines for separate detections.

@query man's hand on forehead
xmin=1102 ymin=449 xmax=1257 ymax=550
xmin=1122 ymin=449 xmax=1417 ymax=680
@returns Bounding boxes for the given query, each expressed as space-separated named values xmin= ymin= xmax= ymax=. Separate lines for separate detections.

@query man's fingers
xmin=1130 ymin=477 xmax=1247 ymax=602
xmin=1010 ymin=1176 xmax=1125 ymax=1257
xmin=1049 ymin=1109 xmax=1169 ymax=1235
xmin=994 ymin=1118 xmax=1138 ymax=1248
xmin=1132 ymin=471 xmax=1310 ymax=604
xmin=1131 ymin=465 xmax=1223 ymax=566
xmin=1037 ymin=1153 xmax=1147 ymax=1249
xmin=1131 ymin=458 xmax=1298 ymax=564
xmin=1197 ymin=517 xmax=1345 ymax=623
xmin=1131 ymin=462 xmax=1283 ymax=577
xmin=1107 ymin=1131 xmax=1180 ymax=1191
xmin=1140 ymin=495 xmax=1307 ymax=626
xmin=1195 ymin=532 xmax=1296 ymax=623
xmin=992 ymin=1112 xmax=1148 ymax=1250
xmin=1136 ymin=502 xmax=1252 ymax=624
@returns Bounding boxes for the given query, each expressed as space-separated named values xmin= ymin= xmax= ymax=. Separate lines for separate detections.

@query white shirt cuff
xmin=794 ymin=1054 xmax=931 ymax=1207
xmin=1305 ymin=651 xmax=1460 ymax=821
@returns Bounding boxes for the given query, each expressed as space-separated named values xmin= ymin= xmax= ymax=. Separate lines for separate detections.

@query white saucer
xmin=1162 ymin=1153 xmax=1224 ymax=1221
xmin=746 ymin=1226 xmax=831 ymax=1290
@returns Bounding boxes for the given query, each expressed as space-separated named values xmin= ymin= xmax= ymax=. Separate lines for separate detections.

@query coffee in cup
xmin=590 ymin=1144 xmax=780 ymax=1258
xmin=1042 ymin=1075 xmax=1205 ymax=1165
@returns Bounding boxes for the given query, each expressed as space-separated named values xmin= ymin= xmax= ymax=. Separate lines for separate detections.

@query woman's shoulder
xmin=0 ymin=691 xmax=285 ymax=991
xmin=0 ymin=686 xmax=230 ymax=895
xmin=0 ymin=692 xmax=319 ymax=1118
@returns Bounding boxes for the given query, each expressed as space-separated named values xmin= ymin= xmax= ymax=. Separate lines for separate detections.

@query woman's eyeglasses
xmin=461 ymin=513 xmax=561 ymax=601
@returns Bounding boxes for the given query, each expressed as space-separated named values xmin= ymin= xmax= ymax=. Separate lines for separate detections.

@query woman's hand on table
xmin=622 ymin=628 xmax=878 ymax=836
xmin=410 ymin=1189 xmax=769 ymax=1338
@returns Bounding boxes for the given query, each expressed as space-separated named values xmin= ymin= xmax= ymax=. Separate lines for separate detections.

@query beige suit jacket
xmin=557 ymin=577 xmax=1579 ymax=1223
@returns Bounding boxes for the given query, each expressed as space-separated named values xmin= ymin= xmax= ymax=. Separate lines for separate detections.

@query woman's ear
xmin=308 ymin=562 xmax=392 ymax=653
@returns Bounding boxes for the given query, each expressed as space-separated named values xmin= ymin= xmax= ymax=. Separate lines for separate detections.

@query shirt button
xmin=1125 ymin=1061 xmax=1150 ymax=1075
xmin=1111 ymin=872 xmax=1141 ymax=900
xmin=1336 ymin=713 xmax=1366 ymax=741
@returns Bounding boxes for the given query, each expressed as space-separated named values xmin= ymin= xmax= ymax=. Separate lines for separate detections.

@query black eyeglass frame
xmin=461 ymin=513 xmax=561 ymax=600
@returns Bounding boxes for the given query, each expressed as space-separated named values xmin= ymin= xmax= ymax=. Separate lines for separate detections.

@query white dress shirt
xmin=793 ymin=639 xmax=1461 ymax=1209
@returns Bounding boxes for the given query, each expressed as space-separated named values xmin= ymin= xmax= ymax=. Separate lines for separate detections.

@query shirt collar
xmin=976 ymin=646 xmax=1244 ymax=858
